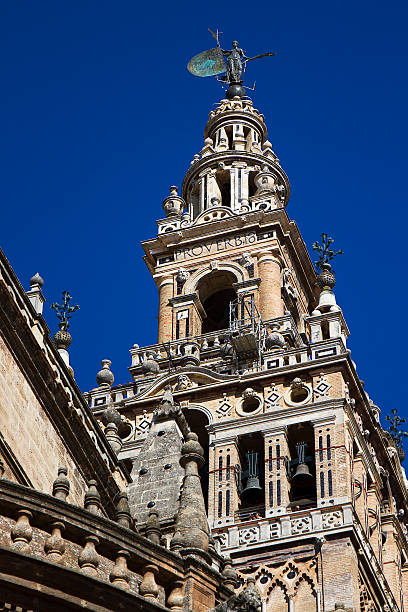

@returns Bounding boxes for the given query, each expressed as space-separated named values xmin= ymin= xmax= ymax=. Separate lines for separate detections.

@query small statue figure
xmin=160 ymin=384 xmax=174 ymax=406
xmin=222 ymin=40 xmax=248 ymax=83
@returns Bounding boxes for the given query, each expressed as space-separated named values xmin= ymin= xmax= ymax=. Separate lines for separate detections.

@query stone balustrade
xmin=212 ymin=504 xmax=353 ymax=552
xmin=212 ymin=503 xmax=400 ymax=612
xmin=0 ymin=478 xmax=190 ymax=610
xmin=85 ymin=316 xmax=347 ymax=411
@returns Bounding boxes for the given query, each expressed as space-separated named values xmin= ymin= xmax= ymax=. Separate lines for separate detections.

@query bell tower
xmin=87 ymin=57 xmax=408 ymax=612
xmin=144 ymin=96 xmax=315 ymax=355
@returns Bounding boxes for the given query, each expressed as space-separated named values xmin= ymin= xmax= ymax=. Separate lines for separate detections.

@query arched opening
xmin=215 ymin=169 xmax=231 ymax=208
xmin=197 ymin=270 xmax=237 ymax=334
xmin=287 ymin=422 xmax=317 ymax=511
xmin=185 ymin=407 xmax=210 ymax=512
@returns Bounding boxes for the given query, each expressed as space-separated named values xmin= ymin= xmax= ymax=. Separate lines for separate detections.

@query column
xmin=263 ymin=427 xmax=290 ymax=517
xmin=209 ymin=437 xmax=239 ymax=528
xmin=232 ymin=123 xmax=246 ymax=151
xmin=257 ymin=252 xmax=283 ymax=322
xmin=313 ymin=420 xmax=336 ymax=505
xmin=207 ymin=170 xmax=221 ymax=206
xmin=157 ymin=276 xmax=174 ymax=343
xmin=230 ymin=163 xmax=248 ymax=212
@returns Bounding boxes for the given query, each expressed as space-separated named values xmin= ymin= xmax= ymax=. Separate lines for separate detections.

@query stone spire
xmin=26 ymin=272 xmax=45 ymax=315
xmin=170 ymin=432 xmax=209 ymax=555
xmin=127 ymin=385 xmax=189 ymax=526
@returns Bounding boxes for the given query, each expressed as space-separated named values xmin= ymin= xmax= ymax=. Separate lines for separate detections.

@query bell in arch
xmin=241 ymin=451 xmax=264 ymax=505
xmin=292 ymin=442 xmax=314 ymax=487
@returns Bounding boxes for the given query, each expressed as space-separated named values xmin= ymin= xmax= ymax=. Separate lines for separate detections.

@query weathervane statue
xmin=187 ymin=29 xmax=276 ymax=99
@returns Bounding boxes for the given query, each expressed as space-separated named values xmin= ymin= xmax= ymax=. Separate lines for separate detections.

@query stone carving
xmin=179 ymin=340 xmax=200 ymax=367
xmin=322 ymin=511 xmax=342 ymax=529
xmin=174 ymin=374 xmax=193 ymax=391
xmin=282 ymin=268 xmax=299 ymax=302
xmin=285 ymin=378 xmax=312 ymax=406
xmin=242 ymin=387 xmax=256 ymax=400
xmin=238 ymin=253 xmax=252 ymax=268
xmin=217 ymin=532 xmax=228 ymax=550
xmin=265 ymin=323 xmax=285 ymax=350
xmin=96 ymin=359 xmax=114 ymax=387
xmin=208 ymin=97 xmax=262 ymax=120
xmin=210 ymin=577 xmax=262 ymax=612
xmin=291 ymin=516 xmax=312 ymax=534
xmin=141 ymin=352 xmax=160 ymax=376
xmin=162 ymin=185 xmax=185 ymax=217
xmin=176 ymin=267 xmax=189 ymax=286
xmin=239 ymin=526 xmax=259 ymax=545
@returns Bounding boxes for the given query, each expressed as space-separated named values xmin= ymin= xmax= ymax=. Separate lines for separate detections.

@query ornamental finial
xmin=386 ymin=408 xmax=408 ymax=455
xmin=51 ymin=291 xmax=80 ymax=331
xmin=312 ymin=233 xmax=343 ymax=273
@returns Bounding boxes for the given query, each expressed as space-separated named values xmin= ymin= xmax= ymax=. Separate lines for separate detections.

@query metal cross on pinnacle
xmin=51 ymin=291 xmax=80 ymax=331
xmin=386 ymin=409 xmax=408 ymax=451
xmin=312 ymin=233 xmax=343 ymax=272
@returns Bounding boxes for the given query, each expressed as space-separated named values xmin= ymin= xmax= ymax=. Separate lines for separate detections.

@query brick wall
xmin=0 ymin=333 xmax=86 ymax=503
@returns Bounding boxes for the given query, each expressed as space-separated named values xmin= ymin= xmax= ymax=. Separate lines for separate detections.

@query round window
xmin=236 ymin=394 xmax=263 ymax=417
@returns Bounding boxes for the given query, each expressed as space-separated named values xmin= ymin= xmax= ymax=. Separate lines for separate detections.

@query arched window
xmin=196 ymin=270 xmax=237 ymax=333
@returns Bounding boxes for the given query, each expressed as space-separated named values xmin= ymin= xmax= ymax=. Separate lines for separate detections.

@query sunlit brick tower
xmin=86 ymin=90 xmax=408 ymax=610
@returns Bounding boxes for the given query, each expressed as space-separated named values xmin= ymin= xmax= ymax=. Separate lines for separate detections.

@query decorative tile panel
xmin=314 ymin=374 xmax=332 ymax=398
xmin=265 ymin=384 xmax=282 ymax=408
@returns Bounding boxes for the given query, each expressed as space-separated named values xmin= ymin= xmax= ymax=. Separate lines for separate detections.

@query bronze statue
xmin=187 ymin=29 xmax=276 ymax=99
xmin=222 ymin=40 xmax=248 ymax=83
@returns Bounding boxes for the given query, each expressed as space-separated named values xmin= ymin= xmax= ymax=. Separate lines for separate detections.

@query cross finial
xmin=312 ymin=233 xmax=343 ymax=272
xmin=386 ymin=408 xmax=408 ymax=450
xmin=51 ymin=291 xmax=80 ymax=331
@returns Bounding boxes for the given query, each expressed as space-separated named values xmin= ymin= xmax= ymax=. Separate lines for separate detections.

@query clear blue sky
xmin=1 ymin=1 xmax=407 ymax=435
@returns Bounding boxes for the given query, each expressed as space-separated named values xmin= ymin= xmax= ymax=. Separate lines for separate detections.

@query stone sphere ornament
xmin=141 ymin=353 xmax=160 ymax=375
xmin=101 ymin=407 xmax=121 ymax=428
xmin=53 ymin=328 xmax=72 ymax=350
xmin=96 ymin=359 xmax=114 ymax=387
xmin=265 ymin=323 xmax=285 ymax=350
xmin=30 ymin=272 xmax=44 ymax=288
xmin=316 ymin=262 xmax=336 ymax=290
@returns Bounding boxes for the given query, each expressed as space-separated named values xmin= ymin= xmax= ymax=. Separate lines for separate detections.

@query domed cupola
xmin=182 ymin=96 xmax=290 ymax=222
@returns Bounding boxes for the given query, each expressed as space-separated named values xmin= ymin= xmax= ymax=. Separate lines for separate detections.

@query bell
xmin=241 ymin=451 xmax=264 ymax=504
xmin=241 ymin=475 xmax=264 ymax=504
xmin=291 ymin=442 xmax=314 ymax=488
xmin=292 ymin=462 xmax=314 ymax=487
